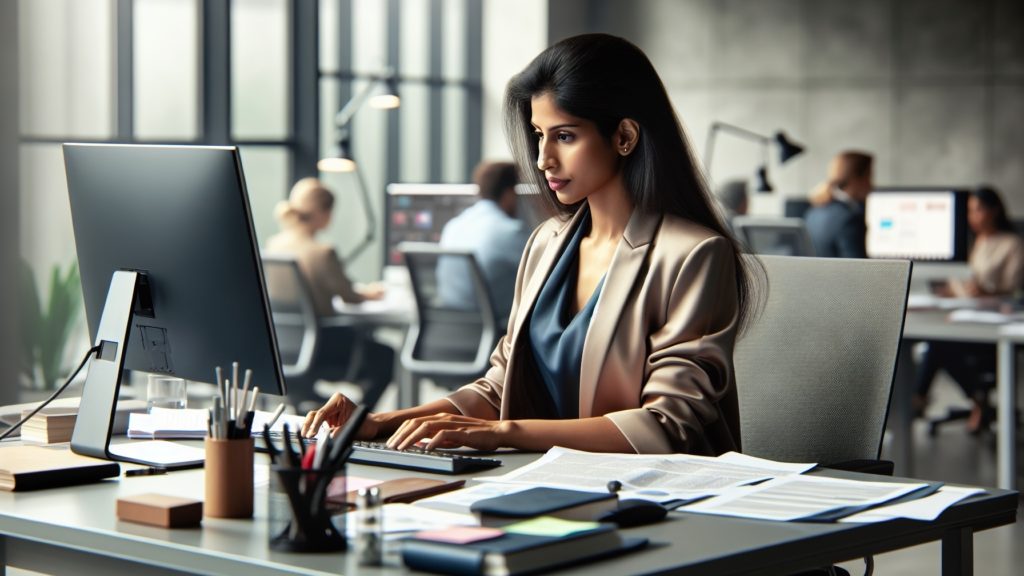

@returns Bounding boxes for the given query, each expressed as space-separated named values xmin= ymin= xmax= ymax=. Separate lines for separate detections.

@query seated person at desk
xmin=914 ymin=186 xmax=1024 ymax=431
xmin=265 ymin=177 xmax=394 ymax=401
xmin=302 ymin=33 xmax=761 ymax=456
xmin=804 ymin=151 xmax=873 ymax=258
xmin=438 ymin=161 xmax=530 ymax=327
xmin=714 ymin=178 xmax=748 ymax=234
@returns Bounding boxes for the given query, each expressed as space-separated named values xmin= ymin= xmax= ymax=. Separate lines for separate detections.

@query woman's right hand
xmin=301 ymin=392 xmax=381 ymax=439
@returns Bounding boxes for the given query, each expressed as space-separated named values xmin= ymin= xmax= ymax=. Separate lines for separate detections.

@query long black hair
xmin=503 ymin=33 xmax=763 ymax=332
xmin=973 ymin=186 xmax=1015 ymax=234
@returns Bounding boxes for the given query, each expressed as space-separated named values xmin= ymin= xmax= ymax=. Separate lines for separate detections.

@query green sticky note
xmin=503 ymin=516 xmax=601 ymax=537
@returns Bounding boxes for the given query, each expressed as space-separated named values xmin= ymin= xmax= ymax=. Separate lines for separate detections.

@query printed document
xmin=683 ymin=474 xmax=929 ymax=521
xmin=477 ymin=447 xmax=814 ymax=501
xmin=839 ymin=485 xmax=984 ymax=523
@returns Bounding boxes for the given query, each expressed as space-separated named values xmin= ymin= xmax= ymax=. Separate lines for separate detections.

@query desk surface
xmin=0 ymin=450 xmax=1017 ymax=576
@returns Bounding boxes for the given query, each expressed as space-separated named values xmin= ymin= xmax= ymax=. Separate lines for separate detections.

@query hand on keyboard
xmin=388 ymin=413 xmax=506 ymax=452
xmin=301 ymin=392 xmax=380 ymax=440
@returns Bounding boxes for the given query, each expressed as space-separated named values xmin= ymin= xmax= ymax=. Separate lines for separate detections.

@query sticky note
xmin=415 ymin=526 xmax=505 ymax=544
xmin=502 ymin=516 xmax=601 ymax=537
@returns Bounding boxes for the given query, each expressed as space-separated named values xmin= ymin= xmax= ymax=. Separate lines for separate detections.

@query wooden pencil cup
xmin=204 ymin=437 xmax=254 ymax=518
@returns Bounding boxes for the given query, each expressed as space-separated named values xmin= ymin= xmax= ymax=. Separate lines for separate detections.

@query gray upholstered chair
xmin=735 ymin=255 xmax=912 ymax=469
xmin=398 ymin=242 xmax=498 ymax=406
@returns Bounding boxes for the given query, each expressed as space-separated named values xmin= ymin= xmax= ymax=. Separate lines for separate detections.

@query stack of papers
xmin=681 ymin=475 xmax=933 ymax=522
xmin=477 ymin=447 xmax=814 ymax=502
xmin=127 ymin=408 xmax=312 ymax=440
xmin=21 ymin=408 xmax=77 ymax=443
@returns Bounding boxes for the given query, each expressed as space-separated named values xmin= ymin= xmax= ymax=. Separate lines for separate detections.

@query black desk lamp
xmin=318 ymin=71 xmax=400 ymax=261
xmin=705 ymin=122 xmax=804 ymax=193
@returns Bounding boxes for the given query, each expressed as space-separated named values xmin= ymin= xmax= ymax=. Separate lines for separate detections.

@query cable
xmin=0 ymin=345 xmax=101 ymax=441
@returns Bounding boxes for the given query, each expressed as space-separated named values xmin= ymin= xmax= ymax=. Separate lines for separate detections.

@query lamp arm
xmin=333 ymin=80 xmax=379 ymax=130
xmin=704 ymin=121 xmax=772 ymax=178
xmin=341 ymin=163 xmax=376 ymax=263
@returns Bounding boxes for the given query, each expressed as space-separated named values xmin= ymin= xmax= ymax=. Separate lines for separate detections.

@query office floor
xmin=837 ymin=374 xmax=1024 ymax=575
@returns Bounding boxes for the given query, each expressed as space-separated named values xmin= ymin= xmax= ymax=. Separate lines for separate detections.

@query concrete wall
xmin=542 ymin=0 xmax=1024 ymax=216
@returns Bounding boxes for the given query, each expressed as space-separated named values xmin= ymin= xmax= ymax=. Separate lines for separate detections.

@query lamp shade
xmin=368 ymin=77 xmax=400 ymax=110
xmin=774 ymin=131 xmax=804 ymax=164
xmin=318 ymin=140 xmax=357 ymax=173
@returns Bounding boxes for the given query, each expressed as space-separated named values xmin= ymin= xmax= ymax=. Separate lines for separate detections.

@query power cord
xmin=0 ymin=345 xmax=101 ymax=441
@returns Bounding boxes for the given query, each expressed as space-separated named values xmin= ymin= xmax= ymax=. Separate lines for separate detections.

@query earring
xmin=622 ymin=146 xmax=629 ymax=154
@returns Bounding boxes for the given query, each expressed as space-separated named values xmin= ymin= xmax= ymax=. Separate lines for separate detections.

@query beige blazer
xmin=446 ymin=206 xmax=741 ymax=455
xmin=264 ymin=228 xmax=365 ymax=316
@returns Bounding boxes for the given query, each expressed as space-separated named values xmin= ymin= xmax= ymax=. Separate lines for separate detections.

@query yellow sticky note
xmin=502 ymin=516 xmax=601 ymax=537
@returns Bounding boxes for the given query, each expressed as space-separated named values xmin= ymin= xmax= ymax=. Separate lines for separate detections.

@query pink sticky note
xmin=415 ymin=526 xmax=505 ymax=545
xmin=327 ymin=475 xmax=382 ymax=497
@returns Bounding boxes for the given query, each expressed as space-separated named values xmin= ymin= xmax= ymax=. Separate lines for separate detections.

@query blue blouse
xmin=528 ymin=211 xmax=605 ymax=419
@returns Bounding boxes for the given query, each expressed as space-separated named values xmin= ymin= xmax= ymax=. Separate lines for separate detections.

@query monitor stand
xmin=70 ymin=270 xmax=204 ymax=469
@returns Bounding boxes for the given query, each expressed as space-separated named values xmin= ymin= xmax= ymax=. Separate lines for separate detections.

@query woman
xmin=303 ymin=34 xmax=761 ymax=455
xmin=265 ymin=178 xmax=393 ymax=406
xmin=914 ymin=186 xmax=1024 ymax=432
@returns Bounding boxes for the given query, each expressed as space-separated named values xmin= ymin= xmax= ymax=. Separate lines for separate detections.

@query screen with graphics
xmin=865 ymin=189 xmax=967 ymax=261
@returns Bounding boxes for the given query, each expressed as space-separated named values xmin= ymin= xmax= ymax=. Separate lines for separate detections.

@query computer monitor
xmin=384 ymin=182 xmax=548 ymax=266
xmin=63 ymin=143 xmax=285 ymax=466
xmin=384 ymin=184 xmax=479 ymax=266
xmin=865 ymin=188 xmax=968 ymax=261
xmin=732 ymin=216 xmax=815 ymax=256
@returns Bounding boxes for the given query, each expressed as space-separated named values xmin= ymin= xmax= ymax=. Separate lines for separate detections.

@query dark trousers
xmin=914 ymin=341 xmax=996 ymax=402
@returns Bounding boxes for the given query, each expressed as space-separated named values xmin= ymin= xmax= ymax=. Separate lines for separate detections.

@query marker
xmin=126 ymin=467 xmax=168 ymax=477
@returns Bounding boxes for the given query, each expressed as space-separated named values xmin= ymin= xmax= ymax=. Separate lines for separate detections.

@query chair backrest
xmin=735 ymin=255 xmax=912 ymax=464
xmin=398 ymin=242 xmax=498 ymax=384
xmin=261 ymin=255 xmax=317 ymax=377
xmin=733 ymin=216 xmax=815 ymax=257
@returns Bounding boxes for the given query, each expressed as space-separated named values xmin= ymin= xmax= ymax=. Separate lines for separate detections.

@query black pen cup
xmin=268 ymin=465 xmax=347 ymax=553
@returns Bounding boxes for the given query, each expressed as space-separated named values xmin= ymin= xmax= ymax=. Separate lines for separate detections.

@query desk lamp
xmin=705 ymin=121 xmax=804 ymax=193
xmin=318 ymin=71 xmax=400 ymax=261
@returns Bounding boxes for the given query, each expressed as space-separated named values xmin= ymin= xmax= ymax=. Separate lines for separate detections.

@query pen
xmin=126 ymin=466 xmax=167 ymax=477
xmin=247 ymin=386 xmax=260 ymax=413
xmin=238 ymin=369 xmax=253 ymax=421
xmin=266 ymin=402 xmax=287 ymax=430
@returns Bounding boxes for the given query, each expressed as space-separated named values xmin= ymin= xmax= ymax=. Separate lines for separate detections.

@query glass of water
xmin=147 ymin=375 xmax=188 ymax=410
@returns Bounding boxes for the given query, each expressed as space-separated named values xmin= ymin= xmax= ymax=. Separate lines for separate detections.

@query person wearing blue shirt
xmin=804 ymin=151 xmax=873 ymax=258
xmin=438 ymin=162 xmax=530 ymax=327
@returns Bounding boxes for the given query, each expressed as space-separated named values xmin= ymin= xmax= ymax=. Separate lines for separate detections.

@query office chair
xmin=735 ymin=255 xmax=912 ymax=471
xmin=398 ymin=243 xmax=499 ymax=406
xmin=261 ymin=255 xmax=378 ymax=411
xmin=733 ymin=216 xmax=815 ymax=257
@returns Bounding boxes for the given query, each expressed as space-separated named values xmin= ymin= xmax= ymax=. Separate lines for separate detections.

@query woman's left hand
xmin=385 ymin=413 xmax=509 ymax=452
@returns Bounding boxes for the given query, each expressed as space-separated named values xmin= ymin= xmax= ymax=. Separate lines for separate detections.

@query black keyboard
xmin=347 ymin=441 xmax=502 ymax=474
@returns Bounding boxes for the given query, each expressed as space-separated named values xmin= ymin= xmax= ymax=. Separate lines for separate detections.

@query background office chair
xmin=262 ymin=255 xmax=376 ymax=411
xmin=735 ymin=255 xmax=911 ymax=472
xmin=733 ymin=216 xmax=815 ymax=257
xmin=399 ymin=243 xmax=498 ymax=406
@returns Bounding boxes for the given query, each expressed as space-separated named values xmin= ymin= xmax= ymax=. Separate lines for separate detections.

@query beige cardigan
xmin=445 ymin=206 xmax=741 ymax=455
xmin=264 ymin=228 xmax=365 ymax=316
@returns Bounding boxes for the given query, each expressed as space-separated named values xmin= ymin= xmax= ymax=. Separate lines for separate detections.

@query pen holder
xmin=268 ymin=465 xmax=346 ymax=553
xmin=204 ymin=437 xmax=254 ymax=519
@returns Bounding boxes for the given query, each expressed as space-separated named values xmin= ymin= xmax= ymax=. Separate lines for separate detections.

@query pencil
xmin=266 ymin=402 xmax=287 ymax=430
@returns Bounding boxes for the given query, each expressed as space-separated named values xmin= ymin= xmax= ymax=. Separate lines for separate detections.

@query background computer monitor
xmin=64 ymin=144 xmax=286 ymax=395
xmin=384 ymin=183 xmax=546 ymax=266
xmin=865 ymin=188 xmax=968 ymax=261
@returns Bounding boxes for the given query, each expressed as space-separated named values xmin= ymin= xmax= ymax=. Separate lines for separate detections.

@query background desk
xmin=896 ymin=310 xmax=1020 ymax=490
xmin=0 ymin=451 xmax=1017 ymax=575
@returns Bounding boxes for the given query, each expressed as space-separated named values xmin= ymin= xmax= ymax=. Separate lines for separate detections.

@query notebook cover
xmin=0 ymin=445 xmax=121 ymax=491
xmin=470 ymin=486 xmax=616 ymax=518
xmin=402 ymin=524 xmax=646 ymax=576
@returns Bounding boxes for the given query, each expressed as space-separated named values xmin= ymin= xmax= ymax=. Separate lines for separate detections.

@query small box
xmin=117 ymin=493 xmax=203 ymax=528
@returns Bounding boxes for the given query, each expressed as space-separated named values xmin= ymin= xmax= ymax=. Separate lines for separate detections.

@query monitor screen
xmin=384 ymin=183 xmax=547 ymax=267
xmin=64 ymin=144 xmax=286 ymax=395
xmin=865 ymin=189 xmax=968 ymax=261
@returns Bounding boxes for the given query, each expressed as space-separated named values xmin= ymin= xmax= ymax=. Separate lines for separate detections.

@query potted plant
xmin=20 ymin=260 xmax=83 ymax=390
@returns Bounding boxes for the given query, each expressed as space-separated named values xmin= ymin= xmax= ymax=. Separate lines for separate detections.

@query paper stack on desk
xmin=20 ymin=408 xmax=77 ymax=443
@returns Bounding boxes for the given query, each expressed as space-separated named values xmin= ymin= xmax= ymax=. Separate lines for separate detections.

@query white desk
xmin=0 ymin=450 xmax=1018 ymax=575
xmin=897 ymin=309 xmax=1019 ymax=490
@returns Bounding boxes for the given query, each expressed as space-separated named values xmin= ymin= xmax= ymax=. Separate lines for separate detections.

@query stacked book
xmin=20 ymin=408 xmax=77 ymax=444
